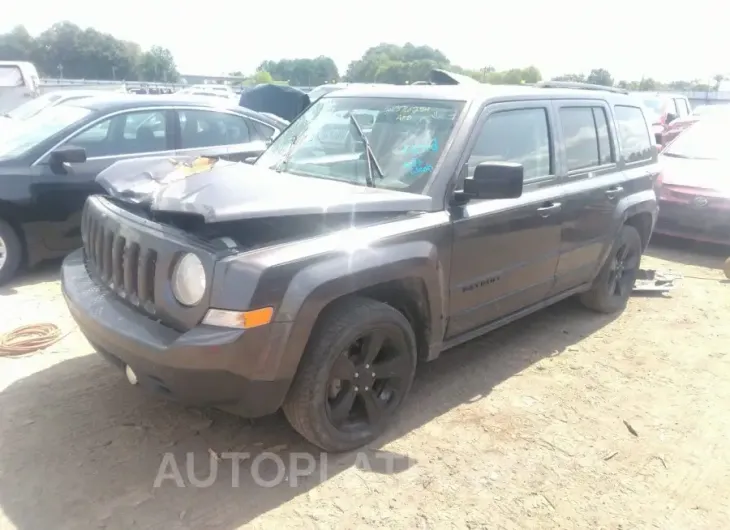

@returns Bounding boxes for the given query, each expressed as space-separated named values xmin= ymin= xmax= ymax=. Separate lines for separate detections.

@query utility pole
xmin=112 ymin=66 xmax=117 ymax=80
xmin=57 ymin=64 xmax=63 ymax=80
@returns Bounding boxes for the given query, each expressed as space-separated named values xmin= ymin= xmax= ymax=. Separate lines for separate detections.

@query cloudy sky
xmin=2 ymin=0 xmax=728 ymax=83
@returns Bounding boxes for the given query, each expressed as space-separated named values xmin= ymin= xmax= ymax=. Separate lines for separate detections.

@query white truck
xmin=0 ymin=61 xmax=41 ymax=115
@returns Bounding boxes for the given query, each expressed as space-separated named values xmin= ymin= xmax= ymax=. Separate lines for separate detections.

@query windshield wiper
xmin=349 ymin=114 xmax=384 ymax=188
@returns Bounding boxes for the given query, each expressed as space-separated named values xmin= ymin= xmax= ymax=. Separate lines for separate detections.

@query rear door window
xmin=0 ymin=65 xmax=24 ymax=87
xmin=177 ymin=110 xmax=253 ymax=149
xmin=613 ymin=105 xmax=653 ymax=163
xmin=674 ymin=98 xmax=690 ymax=117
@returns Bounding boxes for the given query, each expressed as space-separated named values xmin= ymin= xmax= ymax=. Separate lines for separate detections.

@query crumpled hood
xmin=96 ymin=157 xmax=433 ymax=223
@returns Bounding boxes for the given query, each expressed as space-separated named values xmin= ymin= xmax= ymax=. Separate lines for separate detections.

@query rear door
xmin=549 ymin=100 xmax=624 ymax=293
xmin=447 ymin=102 xmax=563 ymax=338
xmin=173 ymin=108 xmax=270 ymax=161
xmin=31 ymin=108 xmax=176 ymax=252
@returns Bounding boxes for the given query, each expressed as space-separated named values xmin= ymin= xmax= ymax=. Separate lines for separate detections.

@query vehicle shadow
xmin=0 ymin=260 xmax=61 ymax=296
xmin=647 ymin=234 xmax=729 ymax=271
xmin=0 ymin=298 xmax=618 ymax=530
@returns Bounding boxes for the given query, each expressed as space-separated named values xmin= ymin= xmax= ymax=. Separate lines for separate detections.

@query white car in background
xmin=0 ymin=90 xmax=111 ymax=126
xmin=177 ymin=84 xmax=237 ymax=100
xmin=0 ymin=61 xmax=41 ymax=115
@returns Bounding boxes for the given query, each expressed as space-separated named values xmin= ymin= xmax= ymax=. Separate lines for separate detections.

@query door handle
xmin=605 ymin=186 xmax=624 ymax=199
xmin=536 ymin=202 xmax=562 ymax=218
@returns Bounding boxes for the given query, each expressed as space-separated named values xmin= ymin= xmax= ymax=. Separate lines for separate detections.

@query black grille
xmin=80 ymin=196 xmax=215 ymax=331
xmin=82 ymin=201 xmax=159 ymax=315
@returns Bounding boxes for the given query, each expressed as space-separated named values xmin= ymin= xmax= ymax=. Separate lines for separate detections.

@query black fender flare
xmin=261 ymin=240 xmax=446 ymax=381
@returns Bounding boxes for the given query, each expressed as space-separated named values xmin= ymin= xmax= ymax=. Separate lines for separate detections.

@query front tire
xmin=0 ymin=219 xmax=22 ymax=287
xmin=580 ymin=224 xmax=642 ymax=313
xmin=283 ymin=297 xmax=417 ymax=452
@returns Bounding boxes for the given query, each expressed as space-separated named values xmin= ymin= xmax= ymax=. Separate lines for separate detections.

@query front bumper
xmin=654 ymin=201 xmax=730 ymax=245
xmin=61 ymin=249 xmax=292 ymax=417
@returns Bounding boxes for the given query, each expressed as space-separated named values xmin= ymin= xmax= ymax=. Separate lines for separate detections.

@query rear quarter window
xmin=613 ymin=105 xmax=653 ymax=163
xmin=0 ymin=65 xmax=24 ymax=87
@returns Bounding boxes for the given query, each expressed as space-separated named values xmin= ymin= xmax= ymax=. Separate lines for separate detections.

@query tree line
xmin=0 ymin=23 xmax=723 ymax=91
xmin=0 ymin=23 xmax=179 ymax=82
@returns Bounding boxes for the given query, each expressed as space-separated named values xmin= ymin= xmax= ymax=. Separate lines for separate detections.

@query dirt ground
xmin=1 ymin=235 xmax=729 ymax=530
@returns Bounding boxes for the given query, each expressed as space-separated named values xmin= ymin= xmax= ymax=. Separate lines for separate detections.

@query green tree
xmin=0 ymin=22 xmax=178 ymax=81
xmin=586 ymin=68 xmax=614 ymax=86
xmin=0 ymin=26 xmax=36 ymax=62
xmin=344 ymin=43 xmax=449 ymax=84
xmin=252 ymin=70 xmax=274 ymax=84
xmin=137 ymin=45 xmax=179 ymax=82
xmin=259 ymin=56 xmax=339 ymax=86
xmin=552 ymin=73 xmax=586 ymax=82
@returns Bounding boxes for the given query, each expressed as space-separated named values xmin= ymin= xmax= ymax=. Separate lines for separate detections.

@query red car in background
xmin=659 ymin=104 xmax=730 ymax=146
xmin=655 ymin=116 xmax=730 ymax=244
xmin=633 ymin=92 xmax=692 ymax=144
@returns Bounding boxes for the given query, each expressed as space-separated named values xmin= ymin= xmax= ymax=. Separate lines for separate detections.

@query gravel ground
xmin=1 ymin=235 xmax=729 ymax=530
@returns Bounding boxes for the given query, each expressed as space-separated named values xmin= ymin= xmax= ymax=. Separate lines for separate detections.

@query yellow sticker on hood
xmin=160 ymin=157 xmax=217 ymax=185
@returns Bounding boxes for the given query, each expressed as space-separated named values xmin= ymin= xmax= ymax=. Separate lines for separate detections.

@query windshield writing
xmin=255 ymin=97 xmax=463 ymax=193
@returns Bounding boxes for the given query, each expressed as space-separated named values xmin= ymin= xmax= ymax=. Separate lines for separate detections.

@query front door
xmin=447 ymin=103 xmax=563 ymax=339
xmin=30 ymin=109 xmax=176 ymax=253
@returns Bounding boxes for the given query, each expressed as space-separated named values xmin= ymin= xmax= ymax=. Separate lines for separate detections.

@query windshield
xmin=6 ymin=92 xmax=62 ymax=120
xmin=255 ymin=96 xmax=464 ymax=193
xmin=663 ymin=118 xmax=728 ymax=160
xmin=0 ymin=105 xmax=92 ymax=161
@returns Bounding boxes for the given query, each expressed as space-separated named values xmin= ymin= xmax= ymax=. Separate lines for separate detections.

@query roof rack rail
xmin=535 ymin=81 xmax=629 ymax=95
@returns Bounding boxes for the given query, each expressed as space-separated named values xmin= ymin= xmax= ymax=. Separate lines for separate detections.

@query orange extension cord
xmin=0 ymin=323 xmax=63 ymax=357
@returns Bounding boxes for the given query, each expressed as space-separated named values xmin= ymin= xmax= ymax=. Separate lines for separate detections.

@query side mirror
xmin=665 ymin=113 xmax=678 ymax=124
xmin=454 ymin=161 xmax=524 ymax=203
xmin=49 ymin=146 xmax=87 ymax=173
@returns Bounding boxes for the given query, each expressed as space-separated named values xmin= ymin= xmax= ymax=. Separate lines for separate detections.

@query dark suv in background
xmin=62 ymin=79 xmax=660 ymax=452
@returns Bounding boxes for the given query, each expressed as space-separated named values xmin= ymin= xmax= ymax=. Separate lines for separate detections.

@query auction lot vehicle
xmin=0 ymin=95 xmax=286 ymax=284
xmin=62 ymin=81 xmax=659 ymax=452
xmin=0 ymin=61 xmax=40 ymax=115
xmin=633 ymin=91 xmax=692 ymax=144
xmin=0 ymin=89 xmax=108 ymax=126
xmin=655 ymin=116 xmax=730 ymax=244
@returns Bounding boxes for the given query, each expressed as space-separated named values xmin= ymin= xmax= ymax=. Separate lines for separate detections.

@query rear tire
xmin=0 ymin=219 xmax=22 ymax=287
xmin=580 ymin=225 xmax=642 ymax=314
xmin=283 ymin=297 xmax=417 ymax=452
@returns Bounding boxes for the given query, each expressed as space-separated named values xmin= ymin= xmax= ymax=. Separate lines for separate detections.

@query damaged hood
xmin=96 ymin=157 xmax=433 ymax=223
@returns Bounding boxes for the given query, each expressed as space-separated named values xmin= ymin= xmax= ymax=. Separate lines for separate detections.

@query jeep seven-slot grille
xmin=81 ymin=202 xmax=159 ymax=315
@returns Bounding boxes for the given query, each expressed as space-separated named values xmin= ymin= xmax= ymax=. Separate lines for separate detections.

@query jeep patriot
xmin=61 ymin=81 xmax=660 ymax=452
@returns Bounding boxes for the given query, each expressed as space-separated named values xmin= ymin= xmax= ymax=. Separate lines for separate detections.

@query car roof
xmin=632 ymin=91 xmax=688 ymax=99
xmin=68 ymin=94 xmax=287 ymax=126
xmin=326 ymin=83 xmax=642 ymax=105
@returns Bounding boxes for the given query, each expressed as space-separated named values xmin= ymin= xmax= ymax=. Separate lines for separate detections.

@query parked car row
xmin=0 ymin=93 xmax=288 ymax=283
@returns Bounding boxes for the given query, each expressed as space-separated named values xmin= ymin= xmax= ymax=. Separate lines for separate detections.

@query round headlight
xmin=171 ymin=253 xmax=206 ymax=306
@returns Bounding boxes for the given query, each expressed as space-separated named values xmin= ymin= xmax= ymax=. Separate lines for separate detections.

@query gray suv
xmin=62 ymin=80 xmax=660 ymax=452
